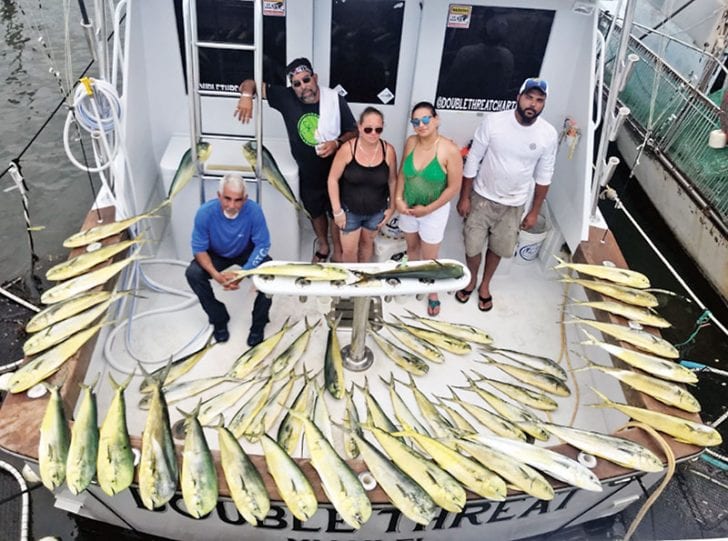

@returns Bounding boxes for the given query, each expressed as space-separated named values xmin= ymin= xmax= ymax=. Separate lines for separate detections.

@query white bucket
xmin=514 ymin=214 xmax=549 ymax=264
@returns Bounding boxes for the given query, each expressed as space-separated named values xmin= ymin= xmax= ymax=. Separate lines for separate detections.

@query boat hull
xmin=51 ymin=472 xmax=663 ymax=541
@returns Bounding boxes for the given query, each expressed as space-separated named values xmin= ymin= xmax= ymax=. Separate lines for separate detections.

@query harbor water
xmin=1 ymin=2 xmax=727 ymax=540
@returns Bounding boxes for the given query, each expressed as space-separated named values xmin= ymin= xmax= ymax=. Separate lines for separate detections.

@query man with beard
xmin=455 ymin=78 xmax=557 ymax=312
xmin=235 ymin=58 xmax=357 ymax=263
xmin=186 ymin=174 xmax=272 ymax=346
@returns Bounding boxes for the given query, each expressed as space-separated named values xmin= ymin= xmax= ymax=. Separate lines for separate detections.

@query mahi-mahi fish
xmin=168 ymin=142 xmax=212 ymax=200
xmin=554 ymin=256 xmax=650 ymax=288
xmin=243 ymin=141 xmax=310 ymax=218
xmin=97 ymin=373 xmax=135 ymax=496
xmin=66 ymin=377 xmax=100 ymax=495
xmin=63 ymin=203 xmax=168 ymax=249
xmin=39 ymin=384 xmax=70 ymax=490
xmin=138 ymin=366 xmax=178 ymax=510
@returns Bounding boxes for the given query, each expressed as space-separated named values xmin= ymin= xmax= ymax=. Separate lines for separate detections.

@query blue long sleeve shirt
xmin=190 ymin=199 xmax=270 ymax=269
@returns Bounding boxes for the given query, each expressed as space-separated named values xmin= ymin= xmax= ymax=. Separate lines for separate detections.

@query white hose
xmin=63 ymin=79 xmax=121 ymax=174
xmin=102 ymin=259 xmax=211 ymax=374
xmin=0 ymin=460 xmax=29 ymax=541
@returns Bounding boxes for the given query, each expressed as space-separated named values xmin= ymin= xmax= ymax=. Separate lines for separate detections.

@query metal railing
xmin=602 ymin=22 xmax=728 ymax=223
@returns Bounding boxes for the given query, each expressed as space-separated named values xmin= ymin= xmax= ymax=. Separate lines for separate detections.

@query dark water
xmin=599 ymin=149 xmax=728 ymax=453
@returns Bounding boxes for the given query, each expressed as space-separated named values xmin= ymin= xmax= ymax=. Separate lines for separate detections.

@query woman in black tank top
xmin=328 ymin=107 xmax=398 ymax=262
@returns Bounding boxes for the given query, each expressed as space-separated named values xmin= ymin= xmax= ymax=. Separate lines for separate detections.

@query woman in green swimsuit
xmin=395 ymin=102 xmax=463 ymax=316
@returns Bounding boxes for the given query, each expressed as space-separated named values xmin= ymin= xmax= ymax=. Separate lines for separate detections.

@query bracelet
xmin=241 ymin=92 xmax=253 ymax=98
xmin=333 ymin=208 xmax=345 ymax=217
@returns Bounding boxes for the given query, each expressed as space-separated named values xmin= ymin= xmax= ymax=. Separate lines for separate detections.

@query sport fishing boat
xmin=600 ymin=1 xmax=728 ymax=300
xmin=0 ymin=1 xmax=719 ymax=540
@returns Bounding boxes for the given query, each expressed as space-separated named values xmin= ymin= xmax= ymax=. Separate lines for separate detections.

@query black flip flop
xmin=455 ymin=288 xmax=474 ymax=303
xmin=478 ymin=295 xmax=493 ymax=312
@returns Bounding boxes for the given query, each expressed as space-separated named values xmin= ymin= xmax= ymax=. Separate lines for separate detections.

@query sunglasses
xmin=291 ymin=76 xmax=312 ymax=88
xmin=410 ymin=116 xmax=432 ymax=127
xmin=363 ymin=126 xmax=383 ymax=134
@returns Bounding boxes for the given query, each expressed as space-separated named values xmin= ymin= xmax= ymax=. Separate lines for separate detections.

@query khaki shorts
xmin=463 ymin=192 xmax=524 ymax=258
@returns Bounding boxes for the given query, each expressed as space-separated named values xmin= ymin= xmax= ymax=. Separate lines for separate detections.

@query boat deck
xmin=0 ymin=204 xmax=704 ymax=511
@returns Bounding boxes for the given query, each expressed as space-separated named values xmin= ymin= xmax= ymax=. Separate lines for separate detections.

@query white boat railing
xmin=602 ymin=16 xmax=728 ymax=224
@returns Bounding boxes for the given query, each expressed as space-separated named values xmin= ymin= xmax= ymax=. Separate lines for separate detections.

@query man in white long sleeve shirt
xmin=456 ymin=78 xmax=557 ymax=312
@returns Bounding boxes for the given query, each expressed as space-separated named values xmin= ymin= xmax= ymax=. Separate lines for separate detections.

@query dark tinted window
xmin=436 ymin=5 xmax=555 ymax=112
xmin=174 ymin=0 xmax=286 ymax=92
xmin=330 ymin=0 xmax=405 ymax=104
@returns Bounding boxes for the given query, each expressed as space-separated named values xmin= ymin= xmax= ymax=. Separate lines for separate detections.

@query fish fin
xmin=553 ymin=255 xmax=567 ymax=268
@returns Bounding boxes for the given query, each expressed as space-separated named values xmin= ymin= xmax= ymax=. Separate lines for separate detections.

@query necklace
xmin=357 ymin=140 xmax=380 ymax=167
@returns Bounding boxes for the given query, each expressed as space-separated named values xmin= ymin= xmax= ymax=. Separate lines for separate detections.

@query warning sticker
xmin=263 ymin=1 xmax=286 ymax=17
xmin=447 ymin=5 xmax=472 ymax=28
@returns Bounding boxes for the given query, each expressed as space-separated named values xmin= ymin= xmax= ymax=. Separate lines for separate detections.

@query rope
xmin=604 ymin=190 xmax=728 ymax=338
xmin=0 ymin=460 xmax=30 ymax=541
xmin=621 ymin=421 xmax=676 ymax=541
xmin=673 ymin=310 xmax=713 ymax=347
xmin=6 ymin=162 xmax=40 ymax=267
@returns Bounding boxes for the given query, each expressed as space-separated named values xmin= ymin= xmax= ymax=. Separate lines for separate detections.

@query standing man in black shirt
xmin=235 ymin=58 xmax=357 ymax=263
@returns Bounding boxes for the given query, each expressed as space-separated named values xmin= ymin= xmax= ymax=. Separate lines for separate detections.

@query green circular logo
xmin=297 ymin=112 xmax=319 ymax=147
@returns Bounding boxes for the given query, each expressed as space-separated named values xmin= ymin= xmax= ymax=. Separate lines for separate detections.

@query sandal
xmin=427 ymin=297 xmax=441 ymax=317
xmin=455 ymin=288 xmax=474 ymax=304
xmin=478 ymin=295 xmax=493 ymax=312
xmin=312 ymin=250 xmax=330 ymax=263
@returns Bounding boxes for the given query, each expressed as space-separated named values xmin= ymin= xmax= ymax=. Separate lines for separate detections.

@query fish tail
xmin=588 ymin=386 xmax=613 ymax=407
xmin=553 ymin=255 xmax=567 ymax=269
xmin=579 ymin=328 xmax=599 ymax=344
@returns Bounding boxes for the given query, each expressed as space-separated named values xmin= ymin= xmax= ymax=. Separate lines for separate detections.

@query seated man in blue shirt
xmin=185 ymin=174 xmax=272 ymax=346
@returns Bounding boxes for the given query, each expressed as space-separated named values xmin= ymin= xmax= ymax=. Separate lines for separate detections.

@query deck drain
xmin=578 ymin=451 xmax=598 ymax=468
xmin=358 ymin=471 xmax=377 ymax=490
xmin=26 ymin=384 xmax=47 ymax=399
xmin=172 ymin=419 xmax=187 ymax=440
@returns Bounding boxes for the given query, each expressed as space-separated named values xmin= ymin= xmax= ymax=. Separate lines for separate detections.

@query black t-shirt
xmin=266 ymin=84 xmax=356 ymax=190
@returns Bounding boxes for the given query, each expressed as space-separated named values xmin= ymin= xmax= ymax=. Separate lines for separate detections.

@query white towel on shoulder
xmin=316 ymin=86 xmax=341 ymax=143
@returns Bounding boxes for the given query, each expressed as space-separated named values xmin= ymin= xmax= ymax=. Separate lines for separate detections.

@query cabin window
xmin=174 ymin=0 xmax=287 ymax=92
xmin=435 ymin=5 xmax=555 ymax=112
xmin=329 ymin=0 xmax=405 ymax=104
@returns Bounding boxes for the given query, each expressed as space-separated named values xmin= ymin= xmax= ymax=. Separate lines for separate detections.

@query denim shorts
xmin=341 ymin=207 xmax=385 ymax=233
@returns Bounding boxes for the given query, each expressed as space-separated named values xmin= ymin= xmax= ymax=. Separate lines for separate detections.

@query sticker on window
xmin=378 ymin=88 xmax=394 ymax=104
xmin=264 ymin=1 xmax=286 ymax=17
xmin=447 ymin=5 xmax=472 ymax=28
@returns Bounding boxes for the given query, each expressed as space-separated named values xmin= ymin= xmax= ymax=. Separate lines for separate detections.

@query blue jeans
xmin=341 ymin=208 xmax=385 ymax=233
xmin=185 ymin=249 xmax=272 ymax=333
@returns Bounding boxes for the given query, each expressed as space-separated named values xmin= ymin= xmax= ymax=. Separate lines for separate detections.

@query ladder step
xmin=196 ymin=41 xmax=255 ymax=52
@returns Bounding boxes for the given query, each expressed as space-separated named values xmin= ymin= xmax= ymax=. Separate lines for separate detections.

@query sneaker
xmin=213 ymin=323 xmax=229 ymax=343
xmin=247 ymin=330 xmax=264 ymax=347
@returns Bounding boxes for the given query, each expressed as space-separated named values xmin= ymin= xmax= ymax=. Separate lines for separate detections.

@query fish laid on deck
xmin=590 ymin=388 xmax=722 ymax=447
xmin=97 ymin=373 xmax=135 ymax=496
xmin=63 ymin=202 xmax=168 ymax=249
xmin=179 ymin=403 xmax=218 ymax=519
xmin=476 ymin=356 xmax=571 ymax=396
xmin=464 ymin=434 xmax=603 ymax=492
xmin=38 ymin=384 xmax=70 ymax=491
xmin=569 ymin=298 xmax=671 ymax=328
xmin=575 ymin=357 xmax=701 ymax=412
xmin=23 ymin=299 xmax=112 ymax=356
xmin=381 ymin=319 xmax=444 ymax=364
xmin=66 ymin=379 xmax=99 ymax=495
xmin=260 ymin=434 xmax=318 ymax=522
xmin=560 ymin=277 xmax=659 ymax=307
xmin=138 ymin=368 xmax=178 ymax=510
xmin=214 ymin=418 xmax=270 ymax=525
xmin=324 ymin=315 xmax=345 ymax=399
xmin=25 ymin=290 xmax=128 ymax=333
xmin=46 ymin=236 xmax=146 ymax=281
xmin=568 ymin=317 xmax=679 ymax=358
xmin=580 ymin=330 xmax=697 ymax=383
xmin=10 ymin=321 xmax=108 ymax=393
xmin=404 ymin=309 xmax=493 ymax=345
xmin=41 ymin=255 xmax=145 ymax=305
xmin=228 ymin=318 xmax=293 ymax=380
xmin=554 ymin=256 xmax=650 ymax=288
xmin=351 ymin=430 xmax=438 ymax=525
xmin=543 ymin=423 xmax=664 ymax=473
